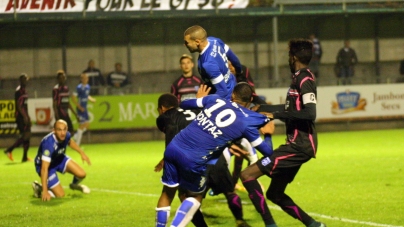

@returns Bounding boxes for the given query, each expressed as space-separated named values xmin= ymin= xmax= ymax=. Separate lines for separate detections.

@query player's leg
xmin=21 ymin=126 xmax=32 ymax=162
xmin=64 ymin=159 xmax=90 ymax=193
xmin=171 ymin=195 xmax=203 ymax=227
xmin=32 ymin=168 xmax=63 ymax=198
xmin=74 ymin=112 xmax=89 ymax=146
xmin=156 ymin=185 xmax=177 ymax=227
xmin=4 ymin=119 xmax=26 ymax=161
xmin=240 ymin=162 xmax=276 ymax=227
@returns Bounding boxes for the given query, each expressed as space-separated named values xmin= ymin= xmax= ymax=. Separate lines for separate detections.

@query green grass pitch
xmin=1 ymin=129 xmax=403 ymax=227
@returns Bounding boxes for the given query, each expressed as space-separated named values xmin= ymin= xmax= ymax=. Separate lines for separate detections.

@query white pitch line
xmin=91 ymin=188 xmax=403 ymax=227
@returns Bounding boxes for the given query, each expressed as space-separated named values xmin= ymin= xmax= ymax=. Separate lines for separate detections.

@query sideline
xmin=90 ymin=188 xmax=403 ymax=227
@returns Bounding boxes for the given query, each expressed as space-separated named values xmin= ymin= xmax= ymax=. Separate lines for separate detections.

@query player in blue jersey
xmin=240 ymin=39 xmax=326 ymax=227
xmin=72 ymin=73 xmax=96 ymax=146
xmin=31 ymin=120 xmax=91 ymax=201
xmin=155 ymin=93 xmax=253 ymax=227
xmin=156 ymin=83 xmax=274 ymax=227
xmin=184 ymin=25 xmax=241 ymax=100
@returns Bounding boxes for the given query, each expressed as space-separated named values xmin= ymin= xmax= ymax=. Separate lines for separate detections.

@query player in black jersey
xmin=240 ymin=39 xmax=326 ymax=227
xmin=4 ymin=74 xmax=32 ymax=162
xmin=155 ymin=93 xmax=251 ymax=227
xmin=170 ymin=54 xmax=202 ymax=103
xmin=52 ymin=70 xmax=77 ymax=135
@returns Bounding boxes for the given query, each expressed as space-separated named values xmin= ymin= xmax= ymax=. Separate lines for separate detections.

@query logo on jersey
xmin=44 ymin=149 xmax=50 ymax=156
xmin=261 ymin=157 xmax=271 ymax=166
xmin=199 ymin=176 xmax=206 ymax=189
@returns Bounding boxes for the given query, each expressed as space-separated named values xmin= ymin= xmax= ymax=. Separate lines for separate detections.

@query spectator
xmin=336 ymin=40 xmax=358 ymax=85
xmin=309 ymin=33 xmax=322 ymax=85
xmin=83 ymin=59 xmax=105 ymax=95
xmin=170 ymin=54 xmax=202 ymax=102
xmin=397 ymin=59 xmax=404 ymax=83
xmin=107 ymin=63 xmax=130 ymax=95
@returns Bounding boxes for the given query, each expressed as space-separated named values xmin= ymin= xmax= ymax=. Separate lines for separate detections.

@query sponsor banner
xmin=1 ymin=0 xmax=249 ymax=13
xmin=256 ymin=83 xmax=404 ymax=122
xmin=24 ymin=94 xmax=161 ymax=133
xmin=0 ymin=100 xmax=19 ymax=134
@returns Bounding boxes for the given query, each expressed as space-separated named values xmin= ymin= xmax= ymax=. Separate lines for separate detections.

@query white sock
xmin=170 ymin=197 xmax=200 ymax=227
xmin=48 ymin=190 xmax=55 ymax=198
xmin=76 ymin=129 xmax=84 ymax=146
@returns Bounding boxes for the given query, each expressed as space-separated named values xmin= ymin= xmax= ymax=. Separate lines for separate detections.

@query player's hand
xmin=196 ymin=84 xmax=211 ymax=98
xmin=81 ymin=153 xmax=91 ymax=166
xmin=42 ymin=190 xmax=52 ymax=202
xmin=154 ymin=160 xmax=164 ymax=172
xmin=229 ymin=144 xmax=249 ymax=158
xmin=78 ymin=105 xmax=84 ymax=112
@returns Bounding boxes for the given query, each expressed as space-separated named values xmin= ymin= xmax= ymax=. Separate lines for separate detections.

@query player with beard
xmin=31 ymin=120 xmax=91 ymax=201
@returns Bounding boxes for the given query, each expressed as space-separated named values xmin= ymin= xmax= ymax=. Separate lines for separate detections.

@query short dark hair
xmin=288 ymin=39 xmax=313 ymax=65
xmin=158 ymin=93 xmax=179 ymax=109
xmin=233 ymin=82 xmax=253 ymax=103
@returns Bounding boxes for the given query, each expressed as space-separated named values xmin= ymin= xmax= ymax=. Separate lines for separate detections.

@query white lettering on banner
xmin=1 ymin=0 xmax=248 ymax=12
xmin=119 ymin=102 xmax=158 ymax=122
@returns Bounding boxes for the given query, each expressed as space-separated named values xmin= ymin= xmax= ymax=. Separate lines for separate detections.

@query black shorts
xmin=16 ymin=116 xmax=30 ymax=133
xmin=256 ymin=144 xmax=312 ymax=183
xmin=206 ymin=154 xmax=234 ymax=195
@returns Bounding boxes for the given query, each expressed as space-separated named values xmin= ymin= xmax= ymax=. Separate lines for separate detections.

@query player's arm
xmin=69 ymin=139 xmax=91 ymax=165
xmin=273 ymin=80 xmax=316 ymax=121
xmin=88 ymin=95 xmax=96 ymax=103
xmin=40 ymin=160 xmax=52 ymax=201
xmin=225 ymin=48 xmax=242 ymax=74
xmin=204 ymin=62 xmax=229 ymax=99
xmin=179 ymin=85 xmax=213 ymax=109
xmin=71 ymin=92 xmax=84 ymax=112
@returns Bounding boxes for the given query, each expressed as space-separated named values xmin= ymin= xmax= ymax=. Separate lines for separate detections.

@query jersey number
xmin=203 ymin=99 xmax=236 ymax=127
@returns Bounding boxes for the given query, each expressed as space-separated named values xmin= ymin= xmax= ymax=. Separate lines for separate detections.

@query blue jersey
xmin=198 ymin=37 xmax=240 ymax=100
xmin=34 ymin=132 xmax=71 ymax=169
xmin=167 ymin=95 xmax=273 ymax=173
xmin=74 ymin=83 xmax=90 ymax=111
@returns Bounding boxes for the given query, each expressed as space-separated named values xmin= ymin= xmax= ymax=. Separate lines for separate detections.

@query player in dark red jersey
xmin=52 ymin=70 xmax=78 ymax=135
xmin=170 ymin=54 xmax=202 ymax=103
xmin=240 ymin=39 xmax=326 ymax=227
xmin=4 ymin=74 xmax=32 ymax=162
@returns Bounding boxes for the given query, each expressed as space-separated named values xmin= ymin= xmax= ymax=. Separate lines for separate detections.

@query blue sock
xmin=155 ymin=207 xmax=170 ymax=227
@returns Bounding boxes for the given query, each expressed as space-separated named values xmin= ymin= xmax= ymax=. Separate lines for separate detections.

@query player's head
xmin=179 ymin=54 xmax=194 ymax=76
xmin=53 ymin=119 xmax=68 ymax=142
xmin=157 ymin=93 xmax=178 ymax=115
xmin=184 ymin=25 xmax=207 ymax=53
xmin=56 ymin=70 xmax=66 ymax=84
xmin=115 ymin=62 xmax=122 ymax=72
xmin=80 ymin=73 xmax=89 ymax=85
xmin=288 ymin=39 xmax=312 ymax=73
xmin=88 ymin=59 xmax=95 ymax=68
xmin=232 ymin=82 xmax=253 ymax=107
xmin=19 ymin=73 xmax=29 ymax=86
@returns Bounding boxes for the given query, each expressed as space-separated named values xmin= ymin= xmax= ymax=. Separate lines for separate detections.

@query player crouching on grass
xmin=32 ymin=119 xmax=91 ymax=201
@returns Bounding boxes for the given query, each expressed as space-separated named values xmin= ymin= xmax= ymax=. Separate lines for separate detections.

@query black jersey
xmin=156 ymin=108 xmax=200 ymax=147
xmin=273 ymin=68 xmax=318 ymax=157
xmin=15 ymin=85 xmax=28 ymax=119
xmin=170 ymin=75 xmax=202 ymax=102
xmin=52 ymin=84 xmax=70 ymax=112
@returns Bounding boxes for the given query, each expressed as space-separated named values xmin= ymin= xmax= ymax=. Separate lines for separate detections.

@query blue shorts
xmin=77 ymin=109 xmax=89 ymax=124
xmin=161 ymin=144 xmax=207 ymax=194
xmin=35 ymin=155 xmax=71 ymax=189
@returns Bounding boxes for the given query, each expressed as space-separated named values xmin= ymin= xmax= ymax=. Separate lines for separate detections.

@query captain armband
xmin=302 ymin=92 xmax=317 ymax=104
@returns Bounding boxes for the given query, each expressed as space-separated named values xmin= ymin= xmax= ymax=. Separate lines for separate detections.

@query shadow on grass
xmin=29 ymin=193 xmax=85 ymax=206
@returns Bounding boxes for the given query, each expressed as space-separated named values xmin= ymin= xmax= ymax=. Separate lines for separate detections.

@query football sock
xmin=269 ymin=193 xmax=314 ymax=226
xmin=243 ymin=179 xmax=276 ymax=225
xmin=22 ymin=140 xmax=30 ymax=159
xmin=72 ymin=176 xmax=84 ymax=185
xmin=190 ymin=209 xmax=208 ymax=227
xmin=7 ymin=138 xmax=24 ymax=152
xmin=170 ymin=197 xmax=200 ymax=227
xmin=155 ymin=206 xmax=170 ymax=227
xmin=225 ymin=193 xmax=243 ymax=221
xmin=48 ymin=190 xmax=55 ymax=198
xmin=75 ymin=129 xmax=84 ymax=146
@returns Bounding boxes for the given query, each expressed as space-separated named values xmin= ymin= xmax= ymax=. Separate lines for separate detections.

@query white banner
xmin=2 ymin=0 xmax=249 ymax=13
xmin=256 ymin=84 xmax=404 ymax=122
